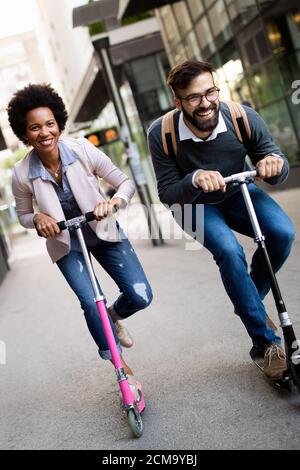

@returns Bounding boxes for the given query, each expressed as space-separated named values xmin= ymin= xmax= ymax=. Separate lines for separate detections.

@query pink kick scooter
xmin=57 ymin=211 xmax=145 ymax=437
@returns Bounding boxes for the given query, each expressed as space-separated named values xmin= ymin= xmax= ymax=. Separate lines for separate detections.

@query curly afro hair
xmin=7 ymin=83 xmax=68 ymax=145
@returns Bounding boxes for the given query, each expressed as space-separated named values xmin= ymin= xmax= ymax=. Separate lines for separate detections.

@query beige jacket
xmin=12 ymin=137 xmax=135 ymax=262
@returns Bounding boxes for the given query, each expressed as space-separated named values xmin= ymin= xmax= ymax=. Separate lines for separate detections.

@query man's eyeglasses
xmin=180 ymin=87 xmax=220 ymax=106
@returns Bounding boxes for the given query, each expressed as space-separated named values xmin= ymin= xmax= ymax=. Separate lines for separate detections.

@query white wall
xmin=35 ymin=0 xmax=94 ymax=113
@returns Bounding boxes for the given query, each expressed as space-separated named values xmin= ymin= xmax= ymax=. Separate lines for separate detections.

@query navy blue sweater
xmin=147 ymin=102 xmax=289 ymax=206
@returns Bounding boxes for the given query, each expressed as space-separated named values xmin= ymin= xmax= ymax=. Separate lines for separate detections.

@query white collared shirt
xmin=179 ymin=110 xmax=227 ymax=142
xmin=178 ymin=111 xmax=228 ymax=187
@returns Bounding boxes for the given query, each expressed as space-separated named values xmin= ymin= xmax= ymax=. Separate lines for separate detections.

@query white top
xmin=178 ymin=110 xmax=227 ymax=142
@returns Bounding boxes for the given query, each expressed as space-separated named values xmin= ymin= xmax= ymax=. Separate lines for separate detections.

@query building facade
xmin=0 ymin=28 xmax=53 ymax=284
xmin=0 ymin=30 xmax=51 ymax=151
xmin=154 ymin=0 xmax=300 ymax=164
xmin=0 ymin=0 xmax=93 ymax=284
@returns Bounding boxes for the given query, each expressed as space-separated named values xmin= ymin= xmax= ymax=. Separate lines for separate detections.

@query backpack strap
xmin=161 ymin=101 xmax=252 ymax=158
xmin=161 ymin=109 xmax=177 ymax=158
xmin=224 ymin=100 xmax=252 ymax=147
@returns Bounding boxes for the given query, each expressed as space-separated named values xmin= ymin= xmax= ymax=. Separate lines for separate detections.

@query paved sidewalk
xmin=0 ymin=188 xmax=299 ymax=450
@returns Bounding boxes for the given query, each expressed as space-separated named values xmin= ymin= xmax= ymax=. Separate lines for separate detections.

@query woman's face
xmin=24 ymin=107 xmax=60 ymax=156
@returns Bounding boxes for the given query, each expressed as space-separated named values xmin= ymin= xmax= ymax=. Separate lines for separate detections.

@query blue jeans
xmin=198 ymin=184 xmax=295 ymax=350
xmin=56 ymin=235 xmax=153 ymax=360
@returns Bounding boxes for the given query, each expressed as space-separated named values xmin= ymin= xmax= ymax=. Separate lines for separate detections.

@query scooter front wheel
xmin=128 ymin=409 xmax=143 ymax=438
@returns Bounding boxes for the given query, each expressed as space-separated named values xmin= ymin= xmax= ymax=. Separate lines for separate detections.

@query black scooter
xmin=224 ymin=170 xmax=300 ymax=392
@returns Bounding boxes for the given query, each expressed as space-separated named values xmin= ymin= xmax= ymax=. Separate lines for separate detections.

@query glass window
xmin=208 ymin=1 xmax=232 ymax=46
xmin=195 ymin=16 xmax=215 ymax=57
xmin=224 ymin=65 xmax=253 ymax=105
xmin=240 ymin=29 xmax=272 ymax=68
xmin=184 ymin=31 xmax=202 ymax=60
xmin=157 ymin=51 xmax=172 ymax=82
xmin=173 ymin=1 xmax=192 ymax=36
xmin=223 ymin=58 xmax=244 ymax=84
xmin=266 ymin=20 xmax=285 ymax=55
xmin=203 ymin=0 xmax=215 ymax=8
xmin=187 ymin=0 xmax=204 ymax=21
xmin=158 ymin=19 xmax=172 ymax=56
xmin=129 ymin=56 xmax=163 ymax=94
xmin=215 ymin=44 xmax=252 ymax=104
xmin=209 ymin=53 xmax=221 ymax=70
xmin=231 ymin=77 xmax=253 ymax=105
xmin=276 ymin=50 xmax=300 ymax=94
xmin=159 ymin=6 xmax=181 ymax=49
xmin=173 ymin=43 xmax=188 ymax=64
xmin=225 ymin=0 xmax=258 ymax=31
xmin=265 ymin=12 xmax=300 ymax=92
xmin=265 ymin=13 xmax=300 ymax=59
xmin=247 ymin=61 xmax=284 ymax=107
xmin=259 ymin=100 xmax=299 ymax=164
xmin=214 ymin=64 xmax=231 ymax=100
xmin=256 ymin=1 xmax=274 ymax=10
xmin=287 ymin=11 xmax=300 ymax=49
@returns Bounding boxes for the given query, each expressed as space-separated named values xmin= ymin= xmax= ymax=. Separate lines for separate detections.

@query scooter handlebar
xmin=57 ymin=206 xmax=118 ymax=231
xmin=223 ymin=170 xmax=257 ymax=184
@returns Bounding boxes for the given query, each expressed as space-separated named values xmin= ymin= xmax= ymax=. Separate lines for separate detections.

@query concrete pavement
xmin=0 ymin=188 xmax=299 ymax=450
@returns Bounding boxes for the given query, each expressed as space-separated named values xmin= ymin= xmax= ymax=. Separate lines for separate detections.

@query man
xmin=147 ymin=60 xmax=295 ymax=380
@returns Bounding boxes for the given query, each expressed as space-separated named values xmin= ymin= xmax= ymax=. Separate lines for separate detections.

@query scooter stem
xmin=76 ymin=227 xmax=104 ymax=301
xmin=75 ymin=227 xmax=134 ymax=405
xmin=240 ymin=183 xmax=264 ymax=242
xmin=239 ymin=182 xmax=291 ymax=325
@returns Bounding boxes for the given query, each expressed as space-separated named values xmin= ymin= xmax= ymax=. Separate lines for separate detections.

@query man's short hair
xmin=167 ymin=60 xmax=215 ymax=97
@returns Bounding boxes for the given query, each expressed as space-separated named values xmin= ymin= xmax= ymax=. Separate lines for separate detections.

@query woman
xmin=8 ymin=83 xmax=153 ymax=395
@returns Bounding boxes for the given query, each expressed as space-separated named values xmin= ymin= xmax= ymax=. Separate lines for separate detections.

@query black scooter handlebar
xmin=57 ymin=206 xmax=118 ymax=231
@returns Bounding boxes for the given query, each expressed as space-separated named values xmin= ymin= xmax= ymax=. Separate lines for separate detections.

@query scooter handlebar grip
xmin=57 ymin=220 xmax=66 ymax=231
xmin=85 ymin=211 xmax=95 ymax=222
xmin=86 ymin=205 xmax=118 ymax=222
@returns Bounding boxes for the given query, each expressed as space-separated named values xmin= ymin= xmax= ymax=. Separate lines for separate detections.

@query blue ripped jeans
xmin=199 ymin=184 xmax=295 ymax=350
xmin=56 ymin=235 xmax=153 ymax=360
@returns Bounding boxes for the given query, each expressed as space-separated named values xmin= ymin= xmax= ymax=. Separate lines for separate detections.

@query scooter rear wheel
xmin=128 ymin=409 xmax=143 ymax=438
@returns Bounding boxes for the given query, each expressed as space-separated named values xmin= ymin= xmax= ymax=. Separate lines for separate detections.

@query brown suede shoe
xmin=263 ymin=343 xmax=287 ymax=380
xmin=115 ymin=321 xmax=134 ymax=348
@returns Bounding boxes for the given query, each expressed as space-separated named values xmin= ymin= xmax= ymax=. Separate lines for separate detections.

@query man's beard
xmin=182 ymin=102 xmax=219 ymax=132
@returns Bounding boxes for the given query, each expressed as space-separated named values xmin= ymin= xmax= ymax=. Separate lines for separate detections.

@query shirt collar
xmin=178 ymin=110 xmax=227 ymax=142
xmin=28 ymin=140 xmax=77 ymax=180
